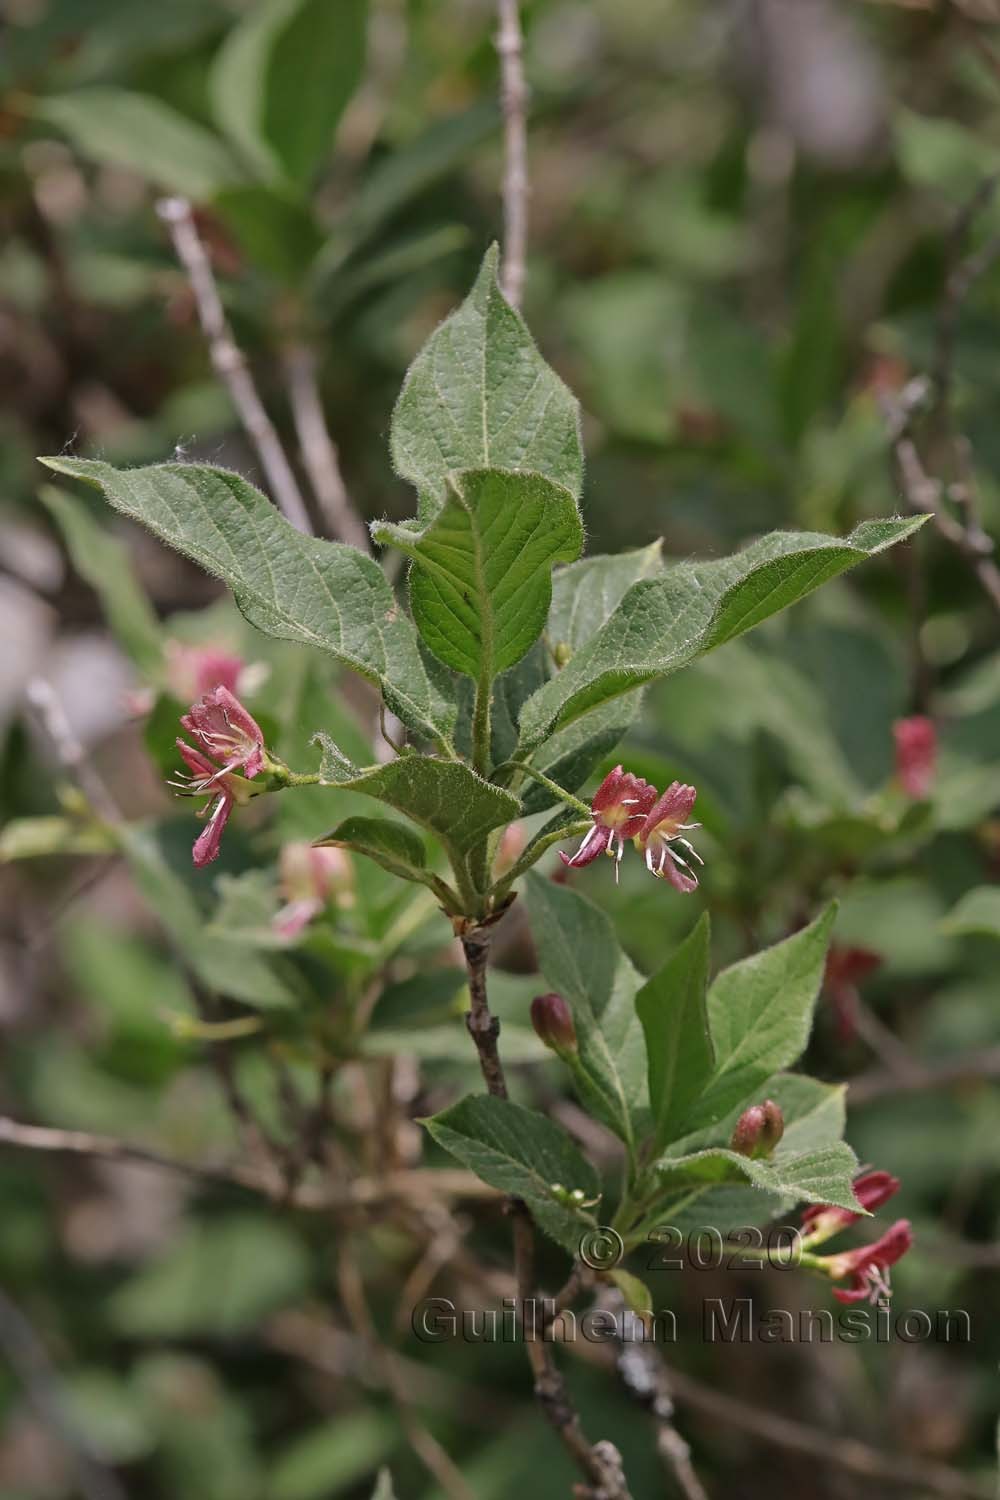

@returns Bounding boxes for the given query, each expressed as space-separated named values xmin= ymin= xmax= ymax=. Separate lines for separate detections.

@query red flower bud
xmin=730 ymin=1099 xmax=784 ymax=1158
xmin=530 ymin=993 xmax=578 ymax=1056
xmin=893 ymin=715 xmax=936 ymax=800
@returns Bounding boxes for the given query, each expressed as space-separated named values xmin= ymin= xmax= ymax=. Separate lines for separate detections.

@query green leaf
xmin=363 ymin=1024 xmax=546 ymax=1063
xmin=390 ymin=246 xmax=583 ymax=511
xmin=0 ymin=816 xmax=116 ymax=861
xmin=119 ymin=823 xmax=303 ymax=1010
xmin=665 ymin=1073 xmax=847 ymax=1160
xmin=37 ymin=89 xmax=241 ymax=199
xmin=38 ymin=458 xmax=456 ymax=749
xmin=214 ymin=185 xmax=325 ymax=282
xmin=524 ymin=872 xmax=645 ymax=1144
xmin=520 ymin=698 xmax=644 ymax=815
xmin=422 ymin=1094 xmax=599 ymax=1252
xmin=269 ymin=1416 xmax=396 ymax=1500
xmin=212 ymin=0 xmax=367 ymax=186
xmin=320 ymin=101 xmax=499 ymax=268
xmin=370 ymin=1470 xmax=397 ymax=1500
xmin=39 ymin=485 xmax=163 ymax=674
xmin=317 ymin=755 xmax=520 ymax=871
xmin=941 ymin=886 xmax=1000 ymax=940
xmin=608 ymin=1269 xmax=654 ymax=1318
xmin=321 ymin=225 xmax=471 ymax=320
xmin=635 ymin=914 xmax=714 ymax=1150
xmin=690 ymin=906 xmax=836 ymax=1129
xmin=111 ymin=1216 xmax=308 ymax=1337
xmin=374 ymin=468 xmax=583 ymax=682
xmin=514 ymin=544 xmax=663 ymax=813
xmin=548 ymin=542 xmax=663 ymax=655
xmin=657 ymin=1141 xmax=860 ymax=1212
xmin=315 ymin=815 xmax=427 ymax=882
xmin=774 ymin=1076 xmax=848 ymax=1154
xmin=657 ymin=1075 xmax=849 ymax=1233
xmin=63 ymin=1371 xmax=155 ymax=1466
xmin=517 ymin=519 xmax=927 ymax=750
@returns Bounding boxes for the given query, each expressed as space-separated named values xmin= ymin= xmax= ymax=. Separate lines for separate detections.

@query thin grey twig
xmin=880 ymin=381 xmax=1000 ymax=613
xmin=156 ymin=197 xmax=312 ymax=534
xmin=24 ymin=678 xmax=118 ymax=822
xmin=663 ymin=1365 xmax=991 ymax=1499
xmin=849 ymin=1046 xmax=1000 ymax=1106
xmin=495 ymin=0 xmax=529 ymax=308
xmin=460 ymin=923 xmax=632 ymax=1500
xmin=613 ymin=1311 xmax=709 ymax=1500
xmin=851 ymin=998 xmax=923 ymax=1081
xmin=0 ymin=1113 xmax=497 ymax=1212
xmin=337 ymin=1241 xmax=476 ymax=1500
xmin=933 ymin=172 xmax=1000 ymax=413
xmin=282 ymin=344 xmax=371 ymax=551
xmin=883 ymin=175 xmax=1000 ymax=617
xmin=0 ymin=1288 xmax=128 ymax=1500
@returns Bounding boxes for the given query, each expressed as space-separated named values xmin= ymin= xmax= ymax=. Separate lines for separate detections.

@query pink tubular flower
xmin=171 ymin=689 xmax=268 ymax=868
xmin=559 ymin=766 xmax=656 ymax=878
xmin=191 ymin=790 xmax=235 ymax=868
xmin=633 ymin=781 xmax=703 ymax=891
xmin=170 ymin=740 xmax=253 ymax=869
xmin=893 ymin=715 xmax=936 ymax=799
xmin=165 ymin=641 xmax=246 ymax=703
xmin=801 ymin=1168 xmax=900 ymax=1244
xmin=826 ymin=1220 xmax=914 ymax=1305
xmin=273 ymin=843 xmax=354 ymax=939
xmin=180 ymin=686 xmax=266 ymax=782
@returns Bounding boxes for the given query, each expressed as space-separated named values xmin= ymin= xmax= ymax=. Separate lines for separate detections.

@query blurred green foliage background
xmin=2 ymin=1 xmax=1000 ymax=1497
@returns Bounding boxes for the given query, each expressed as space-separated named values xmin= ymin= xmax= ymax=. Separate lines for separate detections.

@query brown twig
xmin=881 ymin=380 xmax=1000 ymax=613
xmin=460 ymin=925 xmax=632 ymax=1500
xmin=495 ymin=0 xmax=529 ymax=309
xmin=883 ymin=173 xmax=1000 ymax=614
xmin=156 ymin=197 xmax=313 ymax=535
xmin=849 ymin=1045 xmax=1000 ymax=1106
xmin=0 ymin=1114 xmax=498 ymax=1213
xmin=850 ymin=997 xmax=924 ymax=1081
xmin=0 ymin=1288 xmax=128 ymax=1500
xmin=663 ymin=1365 xmax=991 ymax=1499
xmin=337 ymin=1241 xmax=476 ymax=1500
xmin=24 ymin=678 xmax=119 ymax=823
xmin=282 ymin=343 xmax=371 ymax=552
xmin=933 ymin=173 xmax=1000 ymax=418
xmin=266 ymin=1305 xmax=505 ymax=1421
xmin=461 ymin=929 xmax=509 ymax=1099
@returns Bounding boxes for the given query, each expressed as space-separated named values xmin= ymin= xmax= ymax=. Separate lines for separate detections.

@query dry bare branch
xmin=156 ymin=197 xmax=313 ymax=535
xmin=495 ymin=0 xmax=529 ymax=308
xmin=282 ymin=343 xmax=372 ymax=551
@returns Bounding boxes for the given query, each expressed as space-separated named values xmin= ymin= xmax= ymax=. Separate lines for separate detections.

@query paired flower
xmin=560 ymin=767 xmax=703 ymax=889
xmin=893 ymin=714 xmax=936 ymax=800
xmin=801 ymin=1167 xmax=911 ymax=1305
xmin=170 ymin=687 xmax=267 ymax=867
